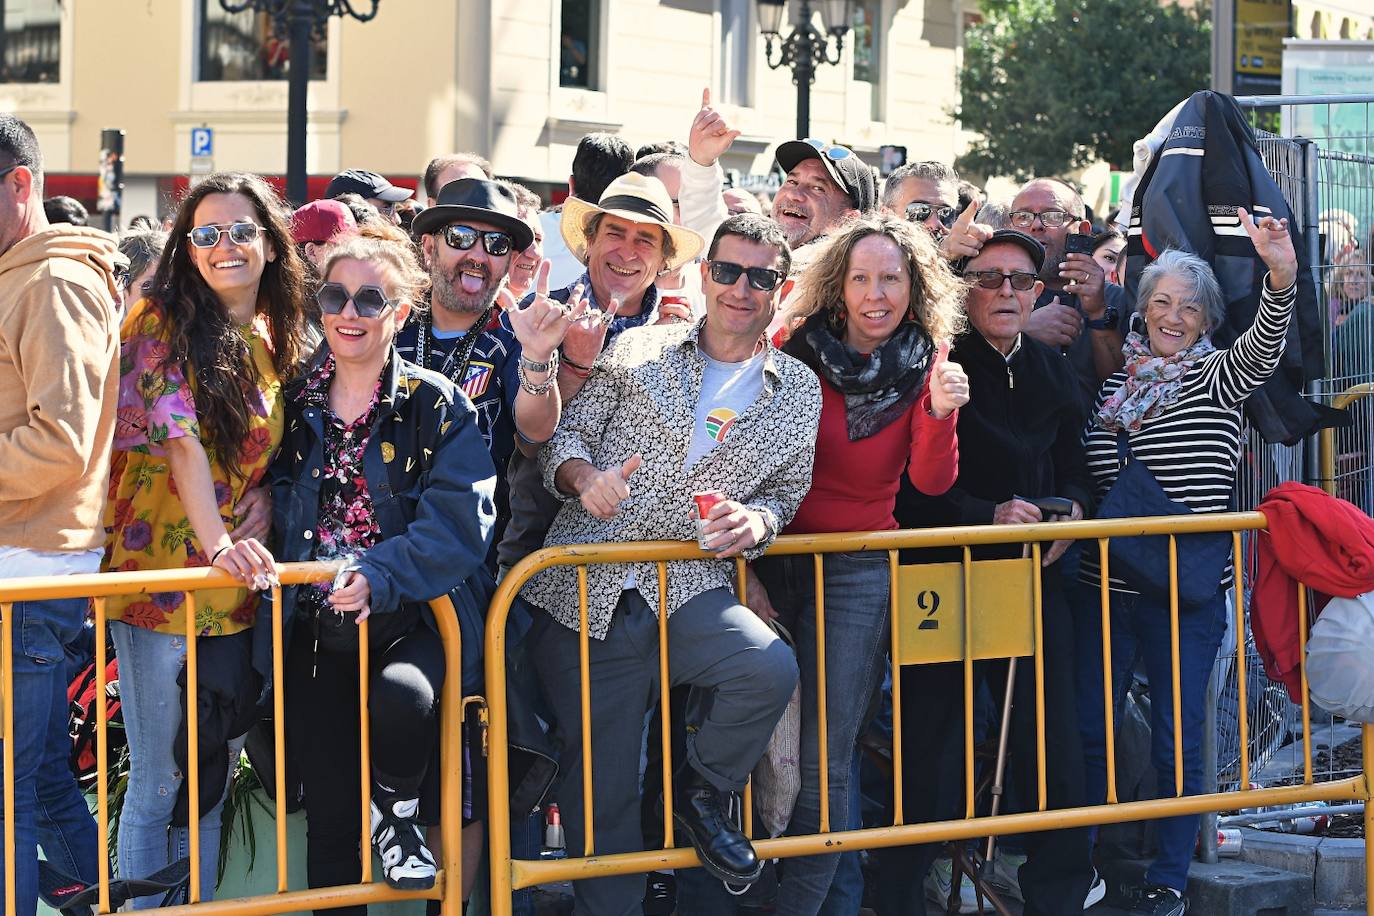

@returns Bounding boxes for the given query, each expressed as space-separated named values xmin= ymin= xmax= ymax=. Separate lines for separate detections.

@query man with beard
xmin=395 ymin=178 xmax=583 ymax=566
xmin=679 ymin=89 xmax=875 ymax=265
xmin=1008 ymin=177 xmax=1131 ymax=410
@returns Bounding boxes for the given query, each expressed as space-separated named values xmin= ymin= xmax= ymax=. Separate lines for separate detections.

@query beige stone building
xmin=0 ymin=0 xmax=976 ymax=225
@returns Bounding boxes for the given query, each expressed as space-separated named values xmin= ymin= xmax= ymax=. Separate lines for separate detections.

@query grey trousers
xmin=531 ymin=587 xmax=798 ymax=916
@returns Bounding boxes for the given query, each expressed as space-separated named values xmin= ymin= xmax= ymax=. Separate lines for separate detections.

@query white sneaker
xmin=924 ymin=857 xmax=982 ymax=914
xmin=988 ymin=848 xmax=1026 ymax=902
xmin=1084 ymin=869 xmax=1107 ymax=909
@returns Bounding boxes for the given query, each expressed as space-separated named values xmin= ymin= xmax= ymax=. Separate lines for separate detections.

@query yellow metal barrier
xmin=1319 ymin=383 xmax=1374 ymax=500
xmin=0 ymin=562 xmax=467 ymax=916
xmin=484 ymin=512 xmax=1374 ymax=915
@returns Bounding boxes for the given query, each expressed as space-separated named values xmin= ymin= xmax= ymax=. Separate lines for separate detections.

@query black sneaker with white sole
xmin=1133 ymin=886 xmax=1187 ymax=916
xmin=370 ymin=784 xmax=437 ymax=891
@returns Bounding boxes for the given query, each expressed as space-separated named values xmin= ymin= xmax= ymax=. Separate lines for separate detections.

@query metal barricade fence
xmin=483 ymin=514 xmax=1374 ymax=915
xmin=0 ymin=562 xmax=469 ymax=916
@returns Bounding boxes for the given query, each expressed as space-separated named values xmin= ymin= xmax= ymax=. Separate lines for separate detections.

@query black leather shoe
xmin=672 ymin=767 xmax=762 ymax=885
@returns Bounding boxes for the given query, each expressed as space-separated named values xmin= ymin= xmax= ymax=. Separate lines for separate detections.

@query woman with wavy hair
xmin=749 ymin=213 xmax=969 ymax=913
xmin=104 ymin=171 xmax=308 ymax=904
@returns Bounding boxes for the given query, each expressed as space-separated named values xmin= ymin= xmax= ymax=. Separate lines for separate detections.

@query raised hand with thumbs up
xmin=556 ymin=454 xmax=643 ymax=520
xmin=928 ymin=340 xmax=969 ymax=419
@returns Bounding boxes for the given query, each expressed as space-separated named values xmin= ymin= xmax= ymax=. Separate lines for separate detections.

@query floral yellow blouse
xmin=104 ymin=298 xmax=284 ymax=636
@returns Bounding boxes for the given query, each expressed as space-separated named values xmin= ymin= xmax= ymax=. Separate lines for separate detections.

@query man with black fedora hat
xmin=397 ymin=178 xmax=588 ymax=567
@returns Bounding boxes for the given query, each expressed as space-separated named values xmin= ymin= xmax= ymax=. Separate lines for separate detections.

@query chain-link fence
xmin=1203 ymin=98 xmax=1374 ymax=846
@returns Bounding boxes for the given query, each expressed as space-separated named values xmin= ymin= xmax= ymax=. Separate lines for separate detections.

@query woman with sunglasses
xmin=260 ymin=223 xmax=500 ymax=910
xmin=105 ymin=172 xmax=308 ymax=904
xmin=750 ymin=213 xmax=968 ymax=914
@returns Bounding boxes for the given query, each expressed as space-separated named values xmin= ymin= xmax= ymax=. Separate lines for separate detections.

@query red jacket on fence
xmin=1253 ymin=482 xmax=1374 ymax=701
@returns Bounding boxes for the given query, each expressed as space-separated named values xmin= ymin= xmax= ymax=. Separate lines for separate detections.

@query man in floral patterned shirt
xmin=520 ymin=214 xmax=821 ymax=912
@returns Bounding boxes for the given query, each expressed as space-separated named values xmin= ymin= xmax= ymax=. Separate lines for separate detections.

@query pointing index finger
xmin=701 ymin=87 xmax=711 ymax=109
xmin=536 ymin=258 xmax=551 ymax=300
xmin=952 ymin=198 xmax=979 ymax=234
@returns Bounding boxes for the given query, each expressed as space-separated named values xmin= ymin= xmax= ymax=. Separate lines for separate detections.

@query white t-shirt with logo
xmin=685 ymin=350 xmax=766 ymax=469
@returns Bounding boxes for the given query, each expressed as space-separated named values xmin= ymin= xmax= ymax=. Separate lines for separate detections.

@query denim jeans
xmin=110 ymin=622 xmax=244 ymax=907
xmin=817 ymin=749 xmax=865 ymax=916
xmin=0 ymin=598 xmax=101 ymax=916
xmin=1070 ymin=584 xmax=1226 ymax=892
xmin=756 ymin=551 xmax=891 ymax=916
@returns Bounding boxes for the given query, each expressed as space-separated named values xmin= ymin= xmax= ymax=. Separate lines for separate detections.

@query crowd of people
xmin=0 ymin=84 xmax=1305 ymax=916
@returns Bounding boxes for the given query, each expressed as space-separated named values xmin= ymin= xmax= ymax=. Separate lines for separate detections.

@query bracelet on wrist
xmin=211 ymin=543 xmax=233 ymax=565
xmin=560 ymin=350 xmax=594 ymax=372
xmin=562 ymin=361 xmax=591 ymax=379
xmin=517 ymin=349 xmax=559 ymax=395
xmin=518 ymin=350 xmax=558 ymax=374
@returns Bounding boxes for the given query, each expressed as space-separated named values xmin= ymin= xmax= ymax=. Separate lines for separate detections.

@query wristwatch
xmin=1086 ymin=306 xmax=1119 ymax=331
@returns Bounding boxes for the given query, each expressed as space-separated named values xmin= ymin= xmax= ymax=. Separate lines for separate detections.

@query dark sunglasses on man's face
xmin=187 ymin=220 xmax=262 ymax=249
xmin=906 ymin=202 xmax=959 ymax=228
xmin=441 ymin=224 xmax=513 ymax=257
xmin=316 ymin=281 xmax=398 ymax=318
xmin=708 ymin=260 xmax=784 ymax=292
xmin=964 ymin=269 xmax=1038 ymax=291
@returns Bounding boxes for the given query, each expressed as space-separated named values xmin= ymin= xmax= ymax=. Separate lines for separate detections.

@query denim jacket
xmin=252 ymin=348 xmax=498 ymax=695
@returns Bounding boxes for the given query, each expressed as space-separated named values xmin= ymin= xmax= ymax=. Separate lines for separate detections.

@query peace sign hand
xmin=1238 ymin=206 xmax=1298 ymax=290
xmin=503 ymin=260 xmax=587 ymax=361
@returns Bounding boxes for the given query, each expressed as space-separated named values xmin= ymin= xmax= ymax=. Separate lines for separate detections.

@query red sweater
xmin=787 ymin=376 xmax=959 ymax=534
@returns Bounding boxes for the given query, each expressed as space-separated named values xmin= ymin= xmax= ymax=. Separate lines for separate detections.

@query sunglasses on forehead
xmin=707 ymin=260 xmax=784 ymax=291
xmin=802 ymin=138 xmax=854 ymax=161
xmin=906 ymin=202 xmax=959 ymax=228
xmin=440 ymin=224 xmax=513 ymax=257
xmin=187 ymin=220 xmax=263 ymax=249
xmin=316 ymin=281 xmax=399 ymax=318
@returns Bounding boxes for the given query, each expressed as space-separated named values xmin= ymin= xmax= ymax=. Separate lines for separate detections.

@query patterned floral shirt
xmin=296 ymin=354 xmax=383 ymax=616
xmin=104 ymin=298 xmax=284 ymax=636
xmin=521 ymin=319 xmax=823 ymax=639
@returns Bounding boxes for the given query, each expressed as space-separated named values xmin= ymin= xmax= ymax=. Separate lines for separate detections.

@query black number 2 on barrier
xmin=917 ymin=589 xmax=940 ymax=630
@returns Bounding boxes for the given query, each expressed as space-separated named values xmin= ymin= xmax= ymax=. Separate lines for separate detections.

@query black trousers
xmin=875 ymin=577 xmax=1093 ymax=916
xmin=285 ymin=625 xmax=446 ymax=916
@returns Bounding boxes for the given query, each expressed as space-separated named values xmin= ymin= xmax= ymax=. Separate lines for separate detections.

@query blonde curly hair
xmin=789 ymin=212 xmax=967 ymax=344
xmin=319 ymin=221 xmax=432 ymax=308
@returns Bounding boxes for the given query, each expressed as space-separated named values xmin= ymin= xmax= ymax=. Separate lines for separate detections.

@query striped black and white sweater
xmin=1080 ymin=276 xmax=1296 ymax=593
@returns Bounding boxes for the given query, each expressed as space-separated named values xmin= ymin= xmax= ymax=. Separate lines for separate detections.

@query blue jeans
xmin=0 ymin=598 xmax=101 ymax=916
xmin=756 ymin=551 xmax=891 ymax=916
xmin=110 ymin=622 xmax=244 ymax=907
xmin=1071 ymin=585 xmax=1226 ymax=892
xmin=818 ymin=749 xmax=865 ymax=916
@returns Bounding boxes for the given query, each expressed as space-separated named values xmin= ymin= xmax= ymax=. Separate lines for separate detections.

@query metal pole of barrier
xmin=483 ymin=576 xmax=515 ymax=916
xmin=1298 ymin=584 xmax=1313 ymax=785
xmin=93 ymin=599 xmax=111 ymax=914
xmin=962 ymin=547 xmax=974 ymax=819
xmin=1099 ymin=540 xmax=1118 ymax=804
xmin=271 ymin=588 xmax=288 ymax=892
xmin=430 ymin=596 xmax=463 ymax=916
xmin=735 ymin=558 xmax=753 ymax=840
xmin=656 ymin=562 xmax=673 ymax=850
xmin=3 ymin=602 xmax=15 ymax=916
xmin=1232 ymin=533 xmax=1251 ymax=793
xmin=576 ymin=566 xmax=594 ymax=855
xmin=185 ymin=593 xmax=201 ymax=904
xmin=358 ymin=618 xmax=372 ymax=884
xmin=1200 ymin=667 xmax=1220 ymax=863
xmin=1363 ymin=723 xmax=1373 ymax=916
xmin=887 ymin=550 xmax=903 ymax=826
xmin=813 ymin=554 xmax=830 ymax=833
xmin=1031 ymin=544 xmax=1046 ymax=811
xmin=1168 ymin=537 xmax=1184 ymax=797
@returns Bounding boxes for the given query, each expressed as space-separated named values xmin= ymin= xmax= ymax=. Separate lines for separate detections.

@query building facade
xmin=0 ymin=0 xmax=975 ymax=226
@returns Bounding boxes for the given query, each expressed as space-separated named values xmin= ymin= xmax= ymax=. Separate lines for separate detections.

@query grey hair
xmin=882 ymin=160 xmax=959 ymax=210
xmin=1136 ymin=249 xmax=1226 ymax=334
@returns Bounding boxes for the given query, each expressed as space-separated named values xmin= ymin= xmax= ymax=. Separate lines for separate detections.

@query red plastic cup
xmin=693 ymin=492 xmax=725 ymax=549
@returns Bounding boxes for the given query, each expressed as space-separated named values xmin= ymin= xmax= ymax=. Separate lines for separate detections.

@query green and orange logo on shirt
xmin=705 ymin=407 xmax=737 ymax=442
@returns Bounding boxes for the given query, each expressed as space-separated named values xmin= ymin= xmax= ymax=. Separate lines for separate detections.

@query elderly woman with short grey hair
xmin=1071 ymin=211 xmax=1298 ymax=916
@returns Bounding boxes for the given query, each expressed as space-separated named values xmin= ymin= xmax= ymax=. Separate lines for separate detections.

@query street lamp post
xmin=218 ymin=0 xmax=382 ymax=205
xmin=757 ymin=0 xmax=851 ymax=140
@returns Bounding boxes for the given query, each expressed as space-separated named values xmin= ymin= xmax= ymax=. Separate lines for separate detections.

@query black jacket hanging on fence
xmin=1123 ymin=89 xmax=1343 ymax=445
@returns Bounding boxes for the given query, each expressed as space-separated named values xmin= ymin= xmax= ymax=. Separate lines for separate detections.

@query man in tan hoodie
xmin=0 ymin=115 xmax=122 ymax=916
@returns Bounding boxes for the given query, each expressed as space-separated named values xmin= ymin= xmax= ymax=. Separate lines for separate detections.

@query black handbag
xmin=1095 ymin=430 xmax=1233 ymax=608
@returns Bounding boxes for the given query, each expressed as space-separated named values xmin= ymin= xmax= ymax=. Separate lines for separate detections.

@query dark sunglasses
xmin=187 ymin=220 xmax=262 ymax=249
xmin=441 ymin=224 xmax=513 ymax=257
xmin=964 ymin=269 xmax=1038 ymax=291
xmin=316 ymin=281 xmax=399 ymax=318
xmin=708 ymin=260 xmax=784 ymax=292
xmin=906 ymin=202 xmax=959 ymax=228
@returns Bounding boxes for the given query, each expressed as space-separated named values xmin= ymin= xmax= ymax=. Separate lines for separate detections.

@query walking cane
xmin=982 ymin=496 xmax=1074 ymax=873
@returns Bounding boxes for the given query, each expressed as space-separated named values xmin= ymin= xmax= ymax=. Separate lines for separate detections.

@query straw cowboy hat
xmin=560 ymin=172 xmax=705 ymax=272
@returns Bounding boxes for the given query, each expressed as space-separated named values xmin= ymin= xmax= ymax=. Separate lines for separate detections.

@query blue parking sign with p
xmin=191 ymin=128 xmax=213 ymax=158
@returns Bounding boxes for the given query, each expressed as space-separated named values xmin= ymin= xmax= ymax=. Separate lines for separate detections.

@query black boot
xmin=672 ymin=766 xmax=762 ymax=885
